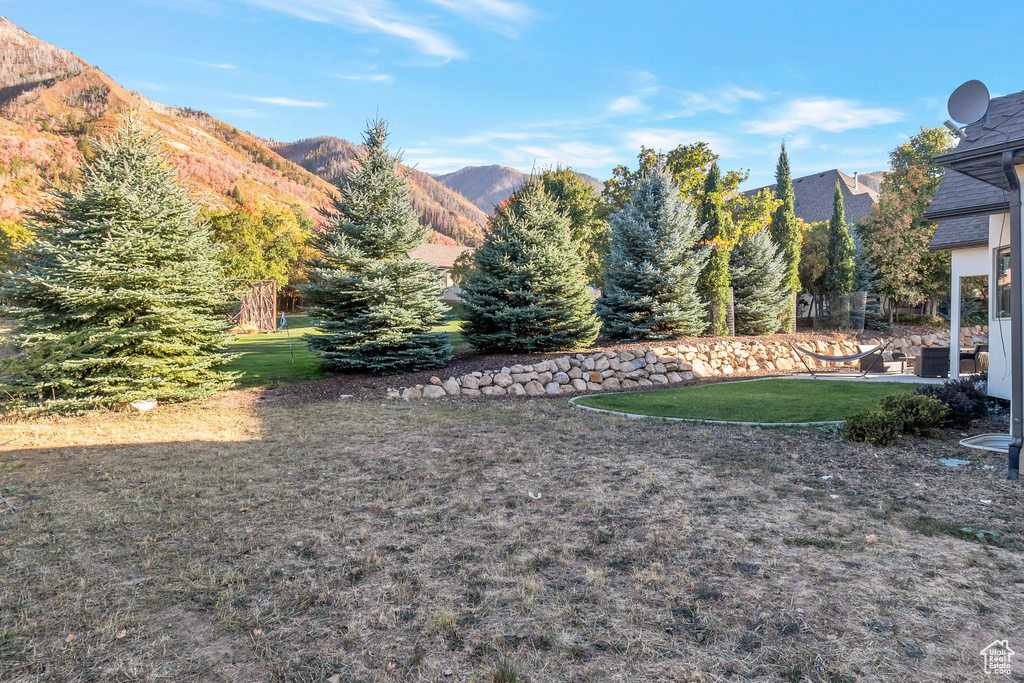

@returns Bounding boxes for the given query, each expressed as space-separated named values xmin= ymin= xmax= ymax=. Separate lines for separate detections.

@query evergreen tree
xmin=537 ymin=166 xmax=609 ymax=287
xmin=598 ymin=168 xmax=709 ymax=340
xmin=730 ymin=229 xmax=789 ymax=335
xmin=302 ymin=119 xmax=452 ymax=374
xmin=852 ymin=227 xmax=886 ymax=329
xmin=823 ymin=182 xmax=856 ymax=296
xmin=697 ymin=163 xmax=730 ymax=336
xmin=0 ymin=116 xmax=233 ymax=411
xmin=768 ymin=143 xmax=802 ymax=332
xmin=461 ymin=181 xmax=600 ymax=352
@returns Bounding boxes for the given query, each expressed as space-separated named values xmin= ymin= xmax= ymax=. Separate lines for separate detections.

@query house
xmin=406 ymin=243 xmax=474 ymax=304
xmin=924 ymin=90 xmax=1024 ymax=402
xmin=743 ymin=169 xmax=885 ymax=225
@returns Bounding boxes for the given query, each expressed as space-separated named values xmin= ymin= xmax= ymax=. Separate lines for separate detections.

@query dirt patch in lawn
xmin=1 ymin=395 xmax=1021 ymax=681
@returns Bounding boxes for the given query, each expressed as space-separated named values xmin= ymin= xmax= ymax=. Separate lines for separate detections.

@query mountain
xmin=0 ymin=15 xmax=336 ymax=225
xmin=0 ymin=15 xmax=482 ymax=246
xmin=434 ymin=164 xmax=605 ymax=214
xmin=272 ymin=136 xmax=487 ymax=245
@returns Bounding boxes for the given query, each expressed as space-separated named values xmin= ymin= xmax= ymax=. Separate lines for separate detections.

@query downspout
xmin=1003 ymin=150 xmax=1022 ymax=480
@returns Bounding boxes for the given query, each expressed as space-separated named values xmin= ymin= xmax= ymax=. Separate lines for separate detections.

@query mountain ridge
xmin=434 ymin=164 xmax=604 ymax=214
xmin=271 ymin=136 xmax=488 ymax=245
xmin=0 ymin=14 xmax=485 ymax=246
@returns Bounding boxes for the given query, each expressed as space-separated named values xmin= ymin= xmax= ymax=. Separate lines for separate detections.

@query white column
xmin=950 ymin=274 xmax=961 ymax=379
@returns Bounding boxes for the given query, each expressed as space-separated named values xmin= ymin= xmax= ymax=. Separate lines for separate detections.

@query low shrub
xmin=878 ymin=393 xmax=949 ymax=436
xmin=842 ymin=410 xmax=903 ymax=446
xmin=914 ymin=377 xmax=988 ymax=428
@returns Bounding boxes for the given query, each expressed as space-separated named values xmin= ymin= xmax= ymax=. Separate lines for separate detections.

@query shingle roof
xmin=943 ymin=89 xmax=1024 ymax=156
xmin=406 ymin=243 xmax=473 ymax=269
xmin=930 ymin=215 xmax=989 ymax=251
xmin=924 ymin=170 xmax=1009 ymax=221
xmin=932 ymin=90 xmax=1024 ymax=188
xmin=922 ymin=93 xmax=1022 ymax=251
xmin=743 ymin=169 xmax=882 ymax=224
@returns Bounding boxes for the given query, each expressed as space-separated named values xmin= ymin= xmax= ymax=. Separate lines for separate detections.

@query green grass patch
xmin=574 ymin=379 xmax=924 ymax=423
xmin=224 ymin=313 xmax=466 ymax=387
xmin=224 ymin=316 xmax=323 ymax=388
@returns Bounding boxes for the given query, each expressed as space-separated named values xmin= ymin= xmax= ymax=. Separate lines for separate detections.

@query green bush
xmin=878 ymin=393 xmax=949 ymax=436
xmin=914 ymin=377 xmax=988 ymax=428
xmin=842 ymin=411 xmax=903 ymax=446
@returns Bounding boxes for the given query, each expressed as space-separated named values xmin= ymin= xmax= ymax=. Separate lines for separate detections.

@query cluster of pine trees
xmin=597 ymin=163 xmax=793 ymax=340
xmin=0 ymin=114 xmax=847 ymax=412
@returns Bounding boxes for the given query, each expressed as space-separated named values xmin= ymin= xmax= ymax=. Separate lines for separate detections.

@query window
xmin=995 ymin=246 xmax=1011 ymax=319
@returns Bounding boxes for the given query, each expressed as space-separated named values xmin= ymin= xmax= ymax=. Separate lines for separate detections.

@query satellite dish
xmin=947 ymin=79 xmax=990 ymax=125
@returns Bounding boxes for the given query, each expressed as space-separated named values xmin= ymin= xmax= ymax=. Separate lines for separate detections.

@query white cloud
xmin=675 ymin=85 xmax=766 ymax=116
xmin=607 ymin=96 xmax=644 ymax=115
xmin=624 ymin=128 xmax=735 ymax=157
xmin=425 ymin=0 xmax=535 ymax=37
xmin=244 ymin=95 xmax=330 ymax=107
xmin=402 ymin=154 xmax=492 ymax=172
xmin=514 ymin=141 xmax=619 ymax=169
xmin=237 ymin=0 xmax=463 ymax=60
xmin=745 ymin=98 xmax=902 ymax=135
xmin=451 ymin=130 xmax=558 ymax=144
xmin=201 ymin=62 xmax=237 ymax=70
xmin=335 ymin=73 xmax=394 ymax=83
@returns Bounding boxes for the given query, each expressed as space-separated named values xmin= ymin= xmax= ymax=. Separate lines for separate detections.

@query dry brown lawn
xmin=1 ymin=390 xmax=1023 ymax=682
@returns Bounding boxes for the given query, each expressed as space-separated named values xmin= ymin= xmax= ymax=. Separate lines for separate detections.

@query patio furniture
xmin=959 ymin=343 xmax=989 ymax=374
xmin=891 ymin=350 xmax=909 ymax=374
xmin=914 ymin=346 xmax=950 ymax=378
xmin=858 ymin=350 xmax=884 ymax=372
xmin=788 ymin=339 xmax=894 ymax=378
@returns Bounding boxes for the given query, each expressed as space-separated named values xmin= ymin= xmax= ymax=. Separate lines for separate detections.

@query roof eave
xmin=928 ymin=237 xmax=989 ymax=252
xmin=933 ymin=143 xmax=1024 ymax=189
xmin=923 ymin=201 xmax=1010 ymax=221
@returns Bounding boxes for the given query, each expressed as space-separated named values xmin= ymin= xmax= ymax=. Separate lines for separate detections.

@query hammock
xmin=787 ymin=339 xmax=894 ymax=378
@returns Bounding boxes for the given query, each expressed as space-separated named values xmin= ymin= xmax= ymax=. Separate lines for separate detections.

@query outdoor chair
xmin=914 ymin=346 xmax=950 ymax=378
xmin=959 ymin=344 xmax=989 ymax=375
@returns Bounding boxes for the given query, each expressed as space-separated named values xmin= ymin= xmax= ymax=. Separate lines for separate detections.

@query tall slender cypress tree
xmin=769 ymin=143 xmax=802 ymax=332
xmin=823 ymin=182 xmax=856 ymax=296
xmin=697 ymin=163 xmax=730 ymax=336
xmin=302 ymin=119 xmax=452 ymax=374
xmin=598 ymin=168 xmax=709 ymax=340
xmin=461 ymin=181 xmax=600 ymax=352
xmin=0 ymin=115 xmax=233 ymax=411
xmin=730 ymin=229 xmax=789 ymax=335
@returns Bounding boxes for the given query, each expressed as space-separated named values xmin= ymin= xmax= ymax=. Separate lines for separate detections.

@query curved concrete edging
xmin=567 ymin=381 xmax=845 ymax=428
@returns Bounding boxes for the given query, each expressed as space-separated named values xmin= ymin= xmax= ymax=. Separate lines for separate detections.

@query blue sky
xmin=3 ymin=0 xmax=1021 ymax=187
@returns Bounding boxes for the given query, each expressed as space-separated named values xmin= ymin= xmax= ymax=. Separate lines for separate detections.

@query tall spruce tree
xmin=302 ymin=119 xmax=452 ymax=374
xmin=730 ymin=229 xmax=789 ymax=335
xmin=697 ymin=163 xmax=730 ymax=336
xmin=0 ymin=116 xmax=233 ymax=411
xmin=461 ymin=181 xmax=600 ymax=352
xmin=598 ymin=168 xmax=709 ymax=340
xmin=768 ymin=143 xmax=802 ymax=332
xmin=823 ymin=182 xmax=856 ymax=296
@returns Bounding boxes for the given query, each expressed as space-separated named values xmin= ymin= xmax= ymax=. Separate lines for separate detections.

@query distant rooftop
xmin=743 ymin=169 xmax=884 ymax=225
xmin=407 ymin=243 xmax=473 ymax=269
